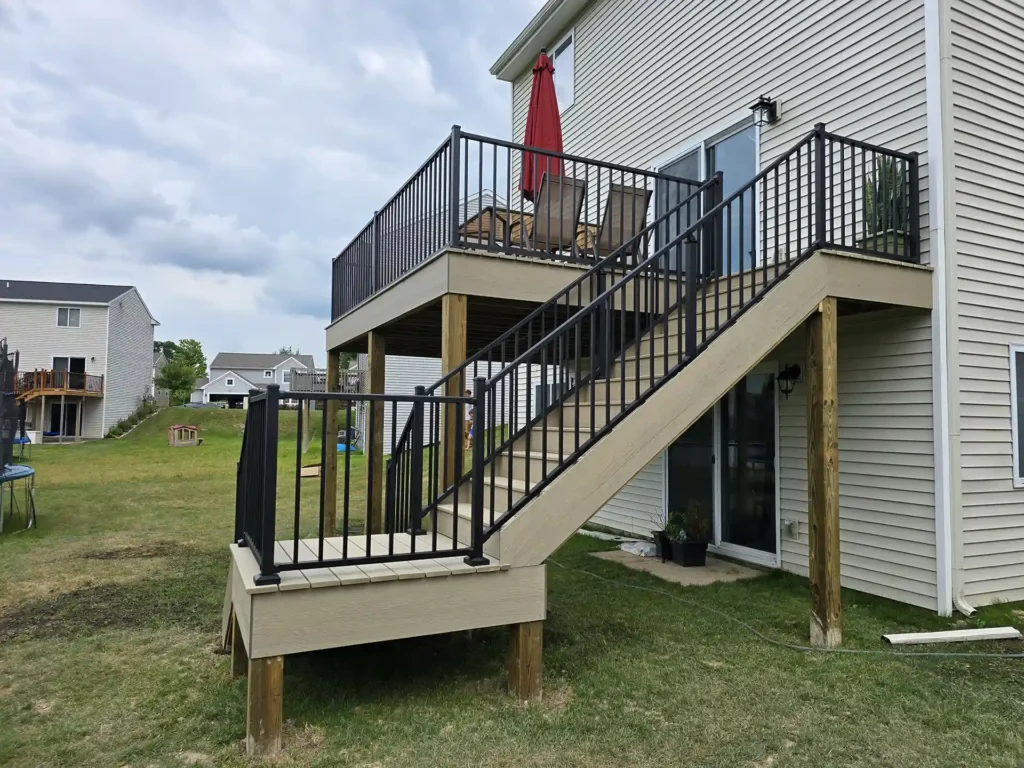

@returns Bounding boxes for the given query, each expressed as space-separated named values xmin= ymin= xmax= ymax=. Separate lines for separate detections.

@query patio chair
xmin=593 ymin=183 xmax=653 ymax=262
xmin=527 ymin=172 xmax=588 ymax=253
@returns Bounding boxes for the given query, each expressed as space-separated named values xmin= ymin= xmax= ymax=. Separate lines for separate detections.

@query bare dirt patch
xmin=81 ymin=541 xmax=180 ymax=560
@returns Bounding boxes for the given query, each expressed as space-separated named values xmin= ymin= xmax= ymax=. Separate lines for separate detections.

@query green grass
xmin=1 ymin=406 xmax=1023 ymax=767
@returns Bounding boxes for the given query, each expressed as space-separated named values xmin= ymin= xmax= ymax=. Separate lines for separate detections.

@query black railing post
xmin=408 ymin=386 xmax=426 ymax=535
xmin=371 ymin=211 xmax=380 ymax=293
xmin=255 ymin=384 xmax=281 ymax=586
xmin=684 ymin=233 xmax=698 ymax=358
xmin=908 ymin=151 xmax=920 ymax=263
xmin=814 ymin=123 xmax=827 ymax=248
xmin=464 ymin=377 xmax=489 ymax=566
xmin=449 ymin=125 xmax=462 ymax=248
xmin=699 ymin=172 xmax=722 ymax=278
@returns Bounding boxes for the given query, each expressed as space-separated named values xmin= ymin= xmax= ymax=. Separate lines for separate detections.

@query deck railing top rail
xmin=330 ymin=126 xmax=703 ymax=321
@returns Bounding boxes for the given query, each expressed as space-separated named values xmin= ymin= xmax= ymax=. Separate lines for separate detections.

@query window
xmin=283 ymin=370 xmax=291 ymax=383
xmin=550 ymin=30 xmax=574 ymax=112
xmin=56 ymin=307 xmax=81 ymax=328
xmin=1012 ymin=345 xmax=1024 ymax=487
xmin=226 ymin=378 xmax=235 ymax=387
xmin=263 ymin=370 xmax=274 ymax=379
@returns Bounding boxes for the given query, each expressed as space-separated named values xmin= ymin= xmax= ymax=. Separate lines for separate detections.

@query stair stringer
xmin=497 ymin=250 xmax=933 ymax=567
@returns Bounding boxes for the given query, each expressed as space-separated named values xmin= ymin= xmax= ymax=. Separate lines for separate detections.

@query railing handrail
xmin=458 ymin=129 xmax=704 ymax=185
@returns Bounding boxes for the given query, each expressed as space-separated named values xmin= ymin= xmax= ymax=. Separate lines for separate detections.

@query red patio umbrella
xmin=520 ymin=50 xmax=563 ymax=202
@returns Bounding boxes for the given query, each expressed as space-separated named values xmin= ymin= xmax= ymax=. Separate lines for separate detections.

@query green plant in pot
xmin=861 ymin=155 xmax=909 ymax=258
xmin=667 ymin=502 xmax=712 ymax=567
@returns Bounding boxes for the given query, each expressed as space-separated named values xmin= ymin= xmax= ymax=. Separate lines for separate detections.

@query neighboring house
xmin=192 ymin=353 xmax=315 ymax=408
xmin=0 ymin=279 xmax=158 ymax=439
xmin=152 ymin=350 xmax=170 ymax=406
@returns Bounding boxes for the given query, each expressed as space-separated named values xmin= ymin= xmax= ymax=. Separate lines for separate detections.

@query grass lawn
xmin=1 ymin=406 xmax=1023 ymax=767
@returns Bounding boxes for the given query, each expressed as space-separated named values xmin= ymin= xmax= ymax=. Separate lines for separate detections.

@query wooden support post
xmin=807 ymin=296 xmax=841 ymax=648
xmin=301 ymin=398 xmax=311 ymax=455
xmin=230 ymin=611 xmax=248 ymax=679
xmin=40 ymin=395 xmax=46 ymax=439
xmin=324 ymin=348 xmax=340 ymax=537
xmin=441 ymin=293 xmax=468 ymax=488
xmin=77 ymin=397 xmax=84 ymax=442
xmin=246 ymin=655 xmax=283 ymax=756
xmin=59 ymin=394 xmax=65 ymax=444
xmin=508 ymin=620 xmax=543 ymax=702
xmin=367 ymin=332 xmax=386 ymax=534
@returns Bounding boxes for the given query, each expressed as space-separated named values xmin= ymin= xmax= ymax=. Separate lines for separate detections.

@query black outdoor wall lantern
xmin=750 ymin=95 xmax=779 ymax=127
xmin=777 ymin=364 xmax=801 ymax=399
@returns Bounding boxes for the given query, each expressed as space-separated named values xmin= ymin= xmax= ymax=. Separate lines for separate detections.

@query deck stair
xmin=226 ymin=124 xmax=931 ymax=755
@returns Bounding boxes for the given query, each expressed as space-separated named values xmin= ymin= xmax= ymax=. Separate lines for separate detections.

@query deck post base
xmin=508 ymin=620 xmax=543 ymax=702
xmin=230 ymin=612 xmax=248 ymax=679
xmin=246 ymin=655 xmax=284 ymax=756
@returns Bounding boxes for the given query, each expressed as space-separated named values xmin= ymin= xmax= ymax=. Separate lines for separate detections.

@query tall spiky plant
xmin=864 ymin=155 xmax=908 ymax=235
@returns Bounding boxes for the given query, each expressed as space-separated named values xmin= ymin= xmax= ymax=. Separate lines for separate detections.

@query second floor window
xmin=57 ymin=307 xmax=81 ymax=328
xmin=551 ymin=31 xmax=575 ymax=112
xmin=283 ymin=371 xmax=291 ymax=383
xmin=264 ymin=370 xmax=274 ymax=379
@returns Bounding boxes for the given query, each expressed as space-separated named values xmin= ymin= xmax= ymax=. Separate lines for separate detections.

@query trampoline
xmin=0 ymin=463 xmax=36 ymax=532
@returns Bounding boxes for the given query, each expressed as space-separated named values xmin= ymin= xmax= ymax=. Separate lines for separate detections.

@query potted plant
xmin=860 ymin=155 xmax=909 ymax=257
xmin=668 ymin=503 xmax=712 ymax=567
xmin=652 ymin=527 xmax=673 ymax=562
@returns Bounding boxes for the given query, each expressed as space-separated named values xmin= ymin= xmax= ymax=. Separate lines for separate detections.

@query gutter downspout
xmin=924 ymin=0 xmax=963 ymax=616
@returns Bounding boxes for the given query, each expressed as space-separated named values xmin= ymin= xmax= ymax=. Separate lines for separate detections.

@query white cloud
xmin=0 ymin=0 xmax=544 ymax=365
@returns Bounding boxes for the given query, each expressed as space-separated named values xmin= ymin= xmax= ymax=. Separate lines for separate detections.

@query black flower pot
xmin=652 ymin=530 xmax=672 ymax=562
xmin=671 ymin=540 xmax=708 ymax=567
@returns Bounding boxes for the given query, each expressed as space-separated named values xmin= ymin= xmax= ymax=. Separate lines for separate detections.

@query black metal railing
xmin=245 ymin=124 xmax=920 ymax=585
xmin=234 ymin=384 xmax=481 ymax=584
xmin=382 ymin=124 xmax=920 ymax=545
xmin=330 ymin=126 xmax=703 ymax=319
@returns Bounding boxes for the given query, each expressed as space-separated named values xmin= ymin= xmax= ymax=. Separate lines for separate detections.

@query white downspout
xmin=924 ymin=0 xmax=962 ymax=616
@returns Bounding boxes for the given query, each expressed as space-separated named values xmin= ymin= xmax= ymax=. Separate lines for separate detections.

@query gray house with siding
xmin=0 ymin=279 xmax=158 ymax=439
xmin=192 ymin=353 xmax=315 ymax=408
xmin=481 ymin=0 xmax=1024 ymax=613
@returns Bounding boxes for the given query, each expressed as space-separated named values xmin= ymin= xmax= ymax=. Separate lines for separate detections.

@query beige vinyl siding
xmin=104 ymin=289 xmax=155 ymax=433
xmin=777 ymin=309 xmax=937 ymax=609
xmin=357 ymin=355 xmax=442 ymax=451
xmin=950 ymin=0 xmax=1024 ymax=604
xmin=510 ymin=0 xmax=931 ymax=263
xmin=589 ymin=454 xmax=664 ymax=536
xmin=0 ymin=300 xmax=109 ymax=438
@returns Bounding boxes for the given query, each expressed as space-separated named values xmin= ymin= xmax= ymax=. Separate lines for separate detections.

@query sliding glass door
xmin=665 ymin=366 xmax=779 ymax=566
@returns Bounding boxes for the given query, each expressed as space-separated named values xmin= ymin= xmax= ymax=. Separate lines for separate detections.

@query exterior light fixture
xmin=750 ymin=95 xmax=779 ymax=127
xmin=777 ymin=364 xmax=801 ymax=399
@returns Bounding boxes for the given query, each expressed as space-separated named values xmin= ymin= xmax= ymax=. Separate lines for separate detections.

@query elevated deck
xmin=16 ymin=370 xmax=104 ymax=402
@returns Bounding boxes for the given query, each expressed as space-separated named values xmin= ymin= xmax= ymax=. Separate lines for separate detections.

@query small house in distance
xmin=191 ymin=352 xmax=315 ymax=408
xmin=168 ymin=424 xmax=200 ymax=447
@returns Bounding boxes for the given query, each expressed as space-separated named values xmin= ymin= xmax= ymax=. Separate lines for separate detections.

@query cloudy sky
xmin=0 ymin=0 xmax=544 ymax=367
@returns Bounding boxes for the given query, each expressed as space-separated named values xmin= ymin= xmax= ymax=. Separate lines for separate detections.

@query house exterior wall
xmin=509 ymin=0 xmax=932 ymax=263
xmin=357 ymin=355 xmax=443 ymax=451
xmin=585 ymin=309 xmax=938 ymax=609
xmin=204 ymin=370 xmax=259 ymax=399
xmin=0 ymin=299 xmax=109 ymax=438
xmin=104 ymin=288 xmax=155 ymax=433
xmin=949 ymin=0 xmax=1024 ymax=605
xmin=777 ymin=310 xmax=937 ymax=610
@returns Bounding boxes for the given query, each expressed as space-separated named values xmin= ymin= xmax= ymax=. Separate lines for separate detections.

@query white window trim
xmin=56 ymin=306 xmax=82 ymax=328
xmin=550 ymin=28 xmax=575 ymax=113
xmin=1011 ymin=344 xmax=1024 ymax=488
xmin=226 ymin=378 xmax=235 ymax=387
xmin=263 ymin=370 xmax=274 ymax=379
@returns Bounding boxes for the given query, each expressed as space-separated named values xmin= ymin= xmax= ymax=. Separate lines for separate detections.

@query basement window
xmin=1012 ymin=345 xmax=1024 ymax=488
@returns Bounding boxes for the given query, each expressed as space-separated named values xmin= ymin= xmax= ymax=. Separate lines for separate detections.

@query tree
xmin=156 ymin=358 xmax=200 ymax=406
xmin=154 ymin=340 xmax=180 ymax=360
xmin=176 ymin=339 xmax=206 ymax=378
xmin=276 ymin=346 xmax=300 ymax=356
